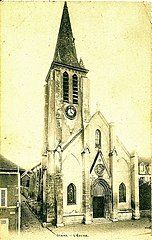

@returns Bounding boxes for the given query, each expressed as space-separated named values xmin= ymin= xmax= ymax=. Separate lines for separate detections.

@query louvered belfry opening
xmin=63 ymin=72 xmax=69 ymax=103
xmin=72 ymin=74 xmax=78 ymax=104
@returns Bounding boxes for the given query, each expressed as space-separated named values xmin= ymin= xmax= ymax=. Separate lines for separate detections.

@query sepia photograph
xmin=0 ymin=1 xmax=151 ymax=239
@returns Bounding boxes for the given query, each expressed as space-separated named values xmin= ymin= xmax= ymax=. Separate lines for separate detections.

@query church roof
xmin=52 ymin=2 xmax=87 ymax=73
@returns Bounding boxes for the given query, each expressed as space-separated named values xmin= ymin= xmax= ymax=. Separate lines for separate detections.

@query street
xmin=8 ymin=196 xmax=151 ymax=240
xmin=21 ymin=198 xmax=43 ymax=233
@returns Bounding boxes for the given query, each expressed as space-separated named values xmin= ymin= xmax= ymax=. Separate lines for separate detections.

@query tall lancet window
xmin=63 ymin=72 xmax=69 ymax=103
xmin=119 ymin=183 xmax=126 ymax=202
xmin=95 ymin=129 xmax=101 ymax=148
xmin=72 ymin=74 xmax=78 ymax=104
xmin=67 ymin=183 xmax=76 ymax=204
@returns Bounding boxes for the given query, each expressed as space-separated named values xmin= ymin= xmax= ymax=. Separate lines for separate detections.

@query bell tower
xmin=42 ymin=2 xmax=90 ymax=226
xmin=43 ymin=2 xmax=90 ymax=156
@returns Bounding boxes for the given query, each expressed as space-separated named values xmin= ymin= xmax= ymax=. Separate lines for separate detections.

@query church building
xmin=39 ymin=2 xmax=140 ymax=226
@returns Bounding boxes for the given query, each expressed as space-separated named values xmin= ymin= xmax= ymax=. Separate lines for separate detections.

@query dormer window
xmin=72 ymin=74 xmax=78 ymax=104
xmin=95 ymin=129 xmax=101 ymax=148
xmin=63 ymin=72 xmax=69 ymax=103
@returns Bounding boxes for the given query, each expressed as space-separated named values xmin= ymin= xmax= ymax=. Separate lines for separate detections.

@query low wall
xmin=63 ymin=213 xmax=84 ymax=225
xmin=117 ymin=210 xmax=132 ymax=221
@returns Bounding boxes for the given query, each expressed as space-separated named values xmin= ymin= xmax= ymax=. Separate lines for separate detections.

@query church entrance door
xmin=93 ymin=196 xmax=104 ymax=218
xmin=92 ymin=179 xmax=111 ymax=219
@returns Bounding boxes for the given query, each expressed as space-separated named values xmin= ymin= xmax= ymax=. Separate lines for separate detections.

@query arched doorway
xmin=92 ymin=179 xmax=111 ymax=219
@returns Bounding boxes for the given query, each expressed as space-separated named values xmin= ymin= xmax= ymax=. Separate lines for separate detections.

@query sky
xmin=1 ymin=1 xmax=151 ymax=169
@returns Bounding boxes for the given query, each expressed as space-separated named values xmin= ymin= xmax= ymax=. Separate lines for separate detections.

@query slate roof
xmin=53 ymin=2 xmax=79 ymax=68
xmin=52 ymin=1 xmax=88 ymax=75
xmin=0 ymin=154 xmax=25 ymax=172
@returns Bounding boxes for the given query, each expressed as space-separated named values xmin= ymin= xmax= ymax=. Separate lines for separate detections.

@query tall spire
xmin=53 ymin=2 xmax=80 ymax=68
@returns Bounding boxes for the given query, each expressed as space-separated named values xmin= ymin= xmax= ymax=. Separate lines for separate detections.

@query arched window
xmin=95 ymin=129 xmax=101 ymax=148
xmin=67 ymin=183 xmax=76 ymax=204
xmin=72 ymin=74 xmax=78 ymax=104
xmin=26 ymin=180 xmax=30 ymax=187
xmin=119 ymin=183 xmax=126 ymax=202
xmin=63 ymin=72 xmax=69 ymax=103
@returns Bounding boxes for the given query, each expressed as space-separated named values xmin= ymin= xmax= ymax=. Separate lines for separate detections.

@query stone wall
xmin=117 ymin=210 xmax=132 ymax=220
xmin=63 ymin=213 xmax=84 ymax=225
xmin=62 ymin=136 xmax=83 ymax=216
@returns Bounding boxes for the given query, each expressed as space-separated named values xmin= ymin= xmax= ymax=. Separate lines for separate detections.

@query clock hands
xmin=70 ymin=108 xmax=74 ymax=115
xmin=65 ymin=105 xmax=76 ymax=119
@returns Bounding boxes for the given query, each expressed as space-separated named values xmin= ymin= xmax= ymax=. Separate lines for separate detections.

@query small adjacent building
xmin=138 ymin=158 xmax=151 ymax=183
xmin=138 ymin=157 xmax=151 ymax=218
xmin=0 ymin=155 xmax=24 ymax=235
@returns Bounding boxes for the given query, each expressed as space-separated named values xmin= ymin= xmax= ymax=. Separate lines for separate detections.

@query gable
xmin=115 ymin=137 xmax=130 ymax=160
xmin=90 ymin=150 xmax=111 ymax=178
xmin=89 ymin=111 xmax=109 ymax=130
xmin=84 ymin=112 xmax=110 ymax=159
xmin=85 ymin=111 xmax=110 ymax=141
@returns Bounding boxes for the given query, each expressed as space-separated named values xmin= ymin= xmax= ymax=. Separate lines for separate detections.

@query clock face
xmin=65 ymin=105 xmax=76 ymax=119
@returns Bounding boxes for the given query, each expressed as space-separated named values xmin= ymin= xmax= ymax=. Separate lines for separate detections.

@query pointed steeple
xmin=53 ymin=2 xmax=85 ymax=70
